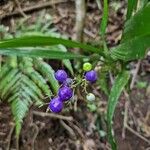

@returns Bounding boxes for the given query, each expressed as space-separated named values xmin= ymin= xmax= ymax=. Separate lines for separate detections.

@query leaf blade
xmin=0 ymin=48 xmax=86 ymax=60
xmin=100 ymin=0 xmax=108 ymax=36
xmin=0 ymin=36 xmax=103 ymax=54
xmin=111 ymin=35 xmax=150 ymax=61
xmin=126 ymin=0 xmax=138 ymax=20
xmin=122 ymin=3 xmax=150 ymax=42
xmin=111 ymin=3 xmax=150 ymax=61
xmin=107 ymin=71 xmax=130 ymax=150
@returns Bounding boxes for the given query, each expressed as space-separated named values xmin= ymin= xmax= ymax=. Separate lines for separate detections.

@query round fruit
xmin=49 ymin=97 xmax=63 ymax=113
xmin=58 ymin=86 xmax=73 ymax=101
xmin=85 ymin=70 xmax=97 ymax=82
xmin=83 ymin=62 xmax=92 ymax=71
xmin=86 ymin=93 xmax=96 ymax=101
xmin=55 ymin=70 xmax=68 ymax=82
xmin=63 ymin=78 xmax=73 ymax=87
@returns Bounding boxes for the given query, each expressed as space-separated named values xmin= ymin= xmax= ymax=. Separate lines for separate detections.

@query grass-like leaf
xmin=107 ymin=71 xmax=130 ymax=150
xmin=0 ymin=48 xmax=86 ymax=60
xmin=126 ymin=0 xmax=138 ymax=20
xmin=100 ymin=0 xmax=108 ymax=36
xmin=0 ymin=36 xmax=104 ymax=54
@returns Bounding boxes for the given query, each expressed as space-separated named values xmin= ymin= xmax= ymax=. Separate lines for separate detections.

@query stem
xmin=74 ymin=0 xmax=86 ymax=42
xmin=16 ymin=136 xmax=19 ymax=150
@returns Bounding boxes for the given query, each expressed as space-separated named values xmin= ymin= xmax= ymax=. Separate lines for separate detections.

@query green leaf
xmin=0 ymin=48 xmax=86 ymax=60
xmin=111 ymin=3 xmax=150 ymax=61
xmin=56 ymin=45 xmax=74 ymax=75
xmin=136 ymin=81 xmax=147 ymax=89
xmin=111 ymin=35 xmax=150 ymax=61
xmin=1 ymin=73 xmax=21 ymax=99
xmin=0 ymin=36 xmax=103 ymax=54
xmin=33 ymin=58 xmax=59 ymax=94
xmin=98 ymin=72 xmax=109 ymax=96
xmin=122 ymin=3 xmax=150 ymax=42
xmin=0 ymin=69 xmax=19 ymax=91
xmin=11 ymin=98 xmax=30 ymax=136
xmin=100 ymin=0 xmax=108 ymax=36
xmin=126 ymin=0 xmax=138 ymax=20
xmin=141 ymin=0 xmax=149 ymax=8
xmin=22 ymin=75 xmax=44 ymax=99
xmin=107 ymin=71 xmax=130 ymax=150
xmin=63 ymin=59 xmax=74 ymax=75
xmin=25 ymin=71 xmax=52 ymax=97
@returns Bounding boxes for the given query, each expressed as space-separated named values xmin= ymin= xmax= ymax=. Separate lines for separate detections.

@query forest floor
xmin=0 ymin=0 xmax=150 ymax=150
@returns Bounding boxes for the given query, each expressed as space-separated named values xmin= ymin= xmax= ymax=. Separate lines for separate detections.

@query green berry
xmin=86 ymin=93 xmax=95 ymax=101
xmin=83 ymin=62 xmax=92 ymax=71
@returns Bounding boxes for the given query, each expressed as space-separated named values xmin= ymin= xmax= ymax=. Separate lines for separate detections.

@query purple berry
xmin=85 ymin=70 xmax=97 ymax=82
xmin=49 ymin=97 xmax=63 ymax=113
xmin=58 ymin=86 xmax=73 ymax=101
xmin=63 ymin=78 xmax=73 ymax=87
xmin=55 ymin=70 xmax=68 ymax=82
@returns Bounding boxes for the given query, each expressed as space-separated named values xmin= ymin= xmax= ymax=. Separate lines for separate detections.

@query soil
xmin=0 ymin=0 xmax=150 ymax=150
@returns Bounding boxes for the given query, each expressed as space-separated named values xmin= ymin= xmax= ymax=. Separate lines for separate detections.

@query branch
xmin=74 ymin=0 xmax=86 ymax=43
xmin=13 ymin=0 xmax=27 ymax=18
xmin=32 ymin=111 xmax=73 ymax=121
xmin=6 ymin=123 xmax=15 ymax=150
xmin=126 ymin=124 xmax=150 ymax=145
xmin=130 ymin=60 xmax=141 ymax=89
xmin=1 ymin=0 xmax=68 ymax=20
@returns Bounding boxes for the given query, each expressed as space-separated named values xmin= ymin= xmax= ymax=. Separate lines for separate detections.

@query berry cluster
xmin=49 ymin=70 xmax=73 ymax=113
xmin=83 ymin=62 xmax=97 ymax=83
xmin=49 ymin=62 xmax=97 ymax=113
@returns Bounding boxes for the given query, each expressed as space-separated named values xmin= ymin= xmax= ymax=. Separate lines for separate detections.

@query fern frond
xmin=22 ymin=84 xmax=43 ymax=106
xmin=1 ymin=17 xmax=74 ymax=137
xmin=27 ymin=71 xmax=52 ymax=97
xmin=1 ymin=73 xmax=21 ymax=99
xmin=6 ymin=56 xmax=18 ymax=68
xmin=22 ymin=75 xmax=44 ymax=99
xmin=33 ymin=58 xmax=59 ymax=94
xmin=11 ymin=97 xmax=30 ymax=136
xmin=0 ymin=64 xmax=11 ymax=79
xmin=0 ymin=55 xmax=63 ymax=136
xmin=0 ymin=69 xmax=19 ymax=92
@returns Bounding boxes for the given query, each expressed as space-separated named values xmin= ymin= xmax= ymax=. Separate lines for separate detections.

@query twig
xmin=32 ymin=111 xmax=73 ymax=121
xmin=74 ymin=0 xmax=86 ymax=43
xmin=130 ymin=60 xmax=141 ymax=89
xmin=96 ymin=0 xmax=102 ymax=10
xmin=109 ymin=71 xmax=114 ymax=84
xmin=84 ymin=28 xmax=96 ymax=38
xmin=122 ymin=97 xmax=129 ymax=139
xmin=6 ymin=123 xmax=15 ymax=150
xmin=30 ymin=123 xmax=39 ymax=150
xmin=60 ymin=120 xmax=76 ymax=139
xmin=126 ymin=124 xmax=150 ymax=145
xmin=13 ymin=0 xmax=27 ymax=18
xmin=68 ymin=121 xmax=85 ymax=139
xmin=1 ymin=0 xmax=68 ymax=20
xmin=121 ymin=92 xmax=150 ymax=144
xmin=16 ymin=136 xmax=19 ymax=150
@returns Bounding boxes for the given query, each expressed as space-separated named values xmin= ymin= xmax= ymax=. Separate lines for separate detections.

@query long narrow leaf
xmin=107 ymin=71 xmax=130 ymax=150
xmin=0 ymin=48 xmax=86 ymax=60
xmin=126 ymin=0 xmax=137 ymax=20
xmin=100 ymin=0 xmax=108 ymax=36
xmin=0 ymin=36 xmax=104 ymax=55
